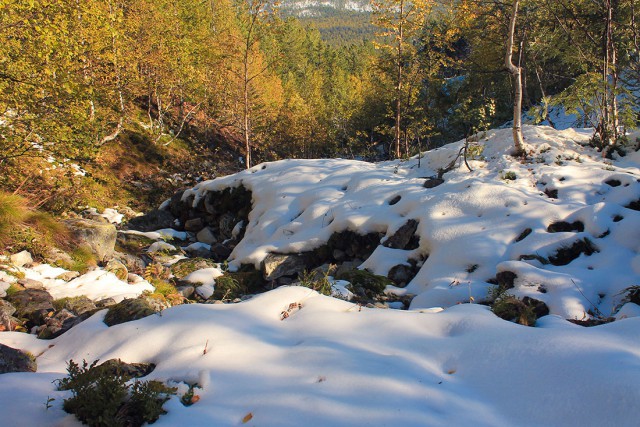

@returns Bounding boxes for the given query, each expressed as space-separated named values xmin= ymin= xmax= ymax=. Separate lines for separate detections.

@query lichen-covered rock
xmin=103 ymin=297 xmax=168 ymax=326
xmin=262 ymin=253 xmax=306 ymax=281
xmin=64 ymin=218 xmax=117 ymax=261
xmin=56 ymin=296 xmax=97 ymax=316
xmin=0 ymin=300 xmax=21 ymax=332
xmin=17 ymin=278 xmax=45 ymax=290
xmin=0 ymin=343 xmax=36 ymax=373
xmin=126 ymin=209 xmax=176 ymax=232
xmin=56 ymin=271 xmax=80 ymax=281
xmin=105 ymin=259 xmax=129 ymax=281
xmin=9 ymin=250 xmax=33 ymax=268
xmin=196 ymin=227 xmax=217 ymax=245
xmin=7 ymin=288 xmax=54 ymax=325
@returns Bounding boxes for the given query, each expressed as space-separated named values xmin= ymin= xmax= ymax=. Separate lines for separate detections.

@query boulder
xmin=56 ymin=271 xmax=80 ymax=281
xmin=262 ymin=253 xmax=306 ymax=281
xmin=63 ymin=218 xmax=117 ymax=261
xmin=126 ymin=209 xmax=175 ymax=232
xmin=184 ymin=217 xmax=205 ymax=232
xmin=176 ymin=285 xmax=195 ymax=299
xmin=384 ymin=219 xmax=419 ymax=250
xmin=60 ymin=296 xmax=98 ymax=316
xmin=0 ymin=343 xmax=37 ymax=373
xmin=388 ymin=264 xmax=414 ymax=287
xmin=10 ymin=250 xmax=33 ymax=267
xmin=196 ymin=227 xmax=217 ymax=245
xmin=0 ymin=300 xmax=21 ymax=332
xmin=17 ymin=278 xmax=45 ymax=290
xmin=423 ymin=177 xmax=444 ymax=189
xmin=210 ymin=243 xmax=232 ymax=261
xmin=105 ymin=259 xmax=129 ymax=281
xmin=7 ymin=289 xmax=54 ymax=325
xmin=103 ymin=296 xmax=168 ymax=326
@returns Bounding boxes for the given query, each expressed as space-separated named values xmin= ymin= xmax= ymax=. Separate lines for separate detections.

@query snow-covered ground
xmin=1 ymin=125 xmax=639 ymax=426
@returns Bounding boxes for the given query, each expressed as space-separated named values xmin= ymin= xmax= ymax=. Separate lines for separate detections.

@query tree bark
xmin=505 ymin=0 xmax=525 ymax=157
xmin=394 ymin=0 xmax=404 ymax=160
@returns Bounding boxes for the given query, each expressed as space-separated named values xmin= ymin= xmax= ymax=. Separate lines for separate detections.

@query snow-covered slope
xmin=280 ymin=0 xmax=371 ymax=17
xmin=185 ymin=125 xmax=640 ymax=320
xmin=1 ymin=125 xmax=639 ymax=426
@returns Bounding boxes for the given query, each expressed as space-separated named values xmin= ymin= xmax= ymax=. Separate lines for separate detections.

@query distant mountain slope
xmin=280 ymin=0 xmax=375 ymax=45
xmin=280 ymin=0 xmax=371 ymax=16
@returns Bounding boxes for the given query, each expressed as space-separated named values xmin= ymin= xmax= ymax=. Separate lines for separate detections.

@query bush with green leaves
xmin=297 ymin=270 xmax=333 ymax=296
xmin=57 ymin=359 xmax=176 ymax=427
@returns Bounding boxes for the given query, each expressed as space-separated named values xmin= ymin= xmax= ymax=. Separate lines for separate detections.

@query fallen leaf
xmin=242 ymin=412 xmax=253 ymax=423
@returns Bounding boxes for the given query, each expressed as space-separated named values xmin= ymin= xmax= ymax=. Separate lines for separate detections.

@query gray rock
xmin=196 ymin=227 xmax=217 ymax=245
xmin=0 ymin=300 xmax=16 ymax=317
xmin=384 ymin=219 xmax=419 ymax=250
xmin=0 ymin=310 xmax=22 ymax=332
xmin=105 ymin=258 xmax=128 ymax=281
xmin=184 ymin=245 xmax=213 ymax=259
xmin=388 ymin=264 xmax=413 ymax=287
xmin=210 ymin=243 xmax=232 ymax=261
xmin=103 ymin=296 xmax=169 ymax=326
xmin=423 ymin=177 xmax=445 ymax=188
xmin=10 ymin=250 xmax=33 ymax=267
xmin=176 ymin=285 xmax=195 ymax=299
xmin=63 ymin=218 xmax=117 ymax=261
xmin=38 ymin=309 xmax=77 ymax=339
xmin=0 ymin=343 xmax=37 ymax=373
xmin=96 ymin=297 xmax=117 ymax=308
xmin=55 ymin=271 xmax=80 ymax=281
xmin=62 ymin=296 xmax=97 ymax=316
xmin=126 ymin=209 xmax=175 ymax=232
xmin=114 ymin=252 xmax=147 ymax=275
xmin=219 ymin=213 xmax=237 ymax=240
xmin=262 ymin=253 xmax=306 ymax=281
xmin=184 ymin=217 xmax=204 ymax=232
xmin=17 ymin=278 xmax=45 ymax=290
xmin=7 ymin=289 xmax=54 ymax=325
xmin=44 ymin=248 xmax=74 ymax=268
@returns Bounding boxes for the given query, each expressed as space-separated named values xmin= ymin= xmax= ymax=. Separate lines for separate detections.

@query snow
xmin=184 ymin=126 xmax=640 ymax=320
xmin=1 ymin=286 xmax=639 ymax=426
xmin=22 ymin=264 xmax=153 ymax=302
xmin=123 ymin=228 xmax=188 ymax=241
xmin=1 ymin=125 xmax=640 ymax=426
xmin=183 ymin=267 xmax=225 ymax=287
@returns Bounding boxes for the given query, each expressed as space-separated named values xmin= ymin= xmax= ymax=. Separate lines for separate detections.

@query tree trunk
xmin=394 ymin=0 xmax=404 ymax=160
xmin=505 ymin=0 xmax=525 ymax=157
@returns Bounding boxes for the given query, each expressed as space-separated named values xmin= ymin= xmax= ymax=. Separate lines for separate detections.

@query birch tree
xmin=505 ymin=0 xmax=525 ymax=156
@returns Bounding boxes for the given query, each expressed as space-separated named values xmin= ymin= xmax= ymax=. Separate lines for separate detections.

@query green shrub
xmin=336 ymin=268 xmax=391 ymax=299
xmin=502 ymin=171 xmax=517 ymax=181
xmin=213 ymin=275 xmax=242 ymax=300
xmin=298 ymin=270 xmax=332 ymax=296
xmin=57 ymin=359 xmax=176 ymax=427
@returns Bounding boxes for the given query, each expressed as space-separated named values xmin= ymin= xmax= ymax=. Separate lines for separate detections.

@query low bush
xmin=57 ymin=359 xmax=176 ymax=427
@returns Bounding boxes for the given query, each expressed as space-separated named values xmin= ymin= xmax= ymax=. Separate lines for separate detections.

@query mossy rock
xmin=491 ymin=296 xmax=549 ymax=326
xmin=53 ymin=296 xmax=97 ymax=316
xmin=116 ymin=233 xmax=156 ymax=255
xmin=105 ymin=259 xmax=129 ymax=281
xmin=335 ymin=269 xmax=391 ymax=299
xmin=170 ymin=258 xmax=218 ymax=279
xmin=103 ymin=297 xmax=168 ymax=326
xmin=0 ymin=343 xmax=37 ymax=373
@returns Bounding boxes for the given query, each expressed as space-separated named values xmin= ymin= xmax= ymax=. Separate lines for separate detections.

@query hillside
xmin=1 ymin=125 xmax=639 ymax=426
